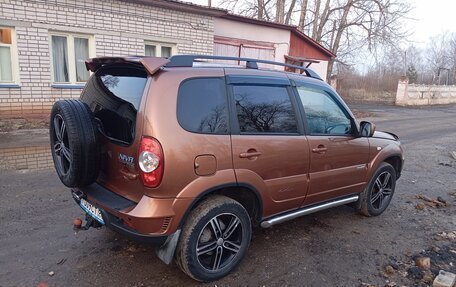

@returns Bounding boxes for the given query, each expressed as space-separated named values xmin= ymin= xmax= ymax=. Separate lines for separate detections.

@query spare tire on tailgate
xmin=49 ymin=100 xmax=101 ymax=187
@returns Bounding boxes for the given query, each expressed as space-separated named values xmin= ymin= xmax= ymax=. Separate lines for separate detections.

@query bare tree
xmin=450 ymin=34 xmax=456 ymax=84
xmin=275 ymin=0 xmax=285 ymax=23
xmin=424 ymin=33 xmax=452 ymax=84
xmin=284 ymin=0 xmax=297 ymax=24
xmin=218 ymin=0 xmax=412 ymax=80
xmin=311 ymin=0 xmax=322 ymax=38
xmin=257 ymin=0 xmax=264 ymax=19
xmin=298 ymin=0 xmax=309 ymax=30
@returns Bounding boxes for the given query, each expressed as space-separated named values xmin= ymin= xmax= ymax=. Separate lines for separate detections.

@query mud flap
xmin=156 ymin=229 xmax=181 ymax=265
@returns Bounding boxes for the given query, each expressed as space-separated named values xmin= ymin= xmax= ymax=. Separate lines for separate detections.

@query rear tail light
xmin=138 ymin=137 xmax=163 ymax=188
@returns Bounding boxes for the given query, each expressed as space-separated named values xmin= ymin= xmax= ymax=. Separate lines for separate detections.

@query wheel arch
xmin=177 ymin=183 xmax=263 ymax=229
xmin=383 ymin=155 xmax=403 ymax=179
xmin=367 ymin=143 xmax=403 ymax=182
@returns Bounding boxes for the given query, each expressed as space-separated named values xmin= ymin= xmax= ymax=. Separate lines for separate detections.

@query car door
xmin=227 ymin=74 xmax=311 ymax=217
xmin=294 ymin=82 xmax=370 ymax=206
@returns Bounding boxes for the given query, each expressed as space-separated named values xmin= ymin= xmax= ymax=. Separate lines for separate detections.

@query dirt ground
xmin=0 ymin=103 xmax=455 ymax=287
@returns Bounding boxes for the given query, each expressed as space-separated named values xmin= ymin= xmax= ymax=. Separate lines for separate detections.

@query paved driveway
xmin=1 ymin=103 xmax=455 ymax=287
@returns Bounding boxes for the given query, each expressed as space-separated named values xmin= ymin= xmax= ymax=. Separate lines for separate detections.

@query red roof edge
xmin=291 ymin=29 xmax=336 ymax=59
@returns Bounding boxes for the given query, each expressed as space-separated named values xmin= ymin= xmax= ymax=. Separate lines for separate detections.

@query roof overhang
xmin=122 ymin=0 xmax=227 ymax=17
xmin=284 ymin=55 xmax=321 ymax=67
xmin=221 ymin=13 xmax=298 ymax=30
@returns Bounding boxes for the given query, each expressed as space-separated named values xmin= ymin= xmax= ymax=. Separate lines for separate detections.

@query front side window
xmin=297 ymin=86 xmax=352 ymax=135
xmin=50 ymin=33 xmax=92 ymax=84
xmin=233 ymin=85 xmax=298 ymax=134
xmin=145 ymin=42 xmax=175 ymax=57
xmin=0 ymin=27 xmax=17 ymax=83
xmin=177 ymin=78 xmax=228 ymax=134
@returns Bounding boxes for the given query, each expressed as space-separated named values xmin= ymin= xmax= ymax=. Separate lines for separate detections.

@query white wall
xmin=214 ymin=18 xmax=290 ymax=64
xmin=308 ymin=60 xmax=328 ymax=80
xmin=214 ymin=18 xmax=330 ymax=80
xmin=396 ymin=78 xmax=456 ymax=105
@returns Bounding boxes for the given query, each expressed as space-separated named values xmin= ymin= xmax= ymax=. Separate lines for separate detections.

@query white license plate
xmin=80 ymin=198 xmax=105 ymax=225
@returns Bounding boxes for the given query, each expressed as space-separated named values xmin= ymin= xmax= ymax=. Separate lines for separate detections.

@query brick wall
xmin=0 ymin=146 xmax=53 ymax=170
xmin=0 ymin=0 xmax=214 ymax=117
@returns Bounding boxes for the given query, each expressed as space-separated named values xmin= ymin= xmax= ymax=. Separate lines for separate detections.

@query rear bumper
xmin=101 ymin=207 xmax=169 ymax=245
xmin=71 ymin=183 xmax=189 ymax=245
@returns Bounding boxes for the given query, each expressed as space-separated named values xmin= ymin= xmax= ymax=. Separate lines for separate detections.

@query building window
xmin=50 ymin=33 xmax=94 ymax=84
xmin=144 ymin=42 xmax=175 ymax=58
xmin=0 ymin=27 xmax=18 ymax=84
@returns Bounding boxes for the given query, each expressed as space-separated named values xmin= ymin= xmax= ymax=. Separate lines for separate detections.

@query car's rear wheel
xmin=175 ymin=195 xmax=251 ymax=282
xmin=50 ymin=100 xmax=100 ymax=187
xmin=356 ymin=162 xmax=396 ymax=216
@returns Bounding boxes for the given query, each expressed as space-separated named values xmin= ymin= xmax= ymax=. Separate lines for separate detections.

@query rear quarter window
xmin=177 ymin=78 xmax=229 ymax=134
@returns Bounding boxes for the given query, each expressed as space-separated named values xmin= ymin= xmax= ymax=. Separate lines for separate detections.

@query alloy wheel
xmin=52 ymin=114 xmax=71 ymax=175
xmin=196 ymin=213 xmax=243 ymax=272
xmin=370 ymin=171 xmax=393 ymax=210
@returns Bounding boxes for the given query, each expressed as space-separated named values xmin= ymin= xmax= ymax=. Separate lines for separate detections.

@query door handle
xmin=312 ymin=145 xmax=328 ymax=154
xmin=239 ymin=150 xmax=262 ymax=159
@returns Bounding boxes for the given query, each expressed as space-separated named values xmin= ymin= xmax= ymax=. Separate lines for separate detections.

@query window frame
xmin=0 ymin=26 xmax=20 ymax=85
xmin=144 ymin=41 xmax=177 ymax=57
xmin=49 ymin=31 xmax=95 ymax=85
xmin=293 ymin=81 xmax=358 ymax=137
xmin=176 ymin=76 xmax=230 ymax=135
xmin=227 ymin=76 xmax=304 ymax=136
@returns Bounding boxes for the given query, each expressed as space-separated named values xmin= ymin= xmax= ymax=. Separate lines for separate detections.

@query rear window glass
xmin=97 ymin=67 xmax=147 ymax=110
xmin=233 ymin=85 xmax=298 ymax=134
xmin=81 ymin=65 xmax=148 ymax=144
xmin=177 ymin=78 xmax=228 ymax=134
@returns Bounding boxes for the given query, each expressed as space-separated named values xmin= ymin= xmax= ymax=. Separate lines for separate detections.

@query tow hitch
xmin=73 ymin=215 xmax=102 ymax=231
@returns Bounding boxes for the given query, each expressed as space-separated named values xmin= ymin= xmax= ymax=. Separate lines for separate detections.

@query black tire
xmin=175 ymin=195 xmax=252 ymax=282
xmin=356 ymin=162 xmax=396 ymax=216
xmin=49 ymin=100 xmax=100 ymax=187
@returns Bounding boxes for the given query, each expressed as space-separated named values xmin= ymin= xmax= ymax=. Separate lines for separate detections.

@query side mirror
xmin=360 ymin=121 xmax=376 ymax=137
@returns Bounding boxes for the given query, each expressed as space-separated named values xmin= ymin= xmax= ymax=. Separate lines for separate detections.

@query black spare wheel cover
xmin=49 ymin=100 xmax=101 ymax=187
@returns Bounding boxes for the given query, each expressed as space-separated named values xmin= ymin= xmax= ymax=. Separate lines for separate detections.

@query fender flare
xmin=176 ymin=182 xmax=263 ymax=229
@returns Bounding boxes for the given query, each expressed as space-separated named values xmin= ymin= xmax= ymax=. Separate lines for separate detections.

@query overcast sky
xmin=189 ymin=0 xmax=456 ymax=46
xmin=406 ymin=0 xmax=456 ymax=45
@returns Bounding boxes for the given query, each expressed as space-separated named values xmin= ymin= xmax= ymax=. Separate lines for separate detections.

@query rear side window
xmin=81 ymin=64 xmax=148 ymax=144
xmin=177 ymin=78 xmax=229 ymax=134
xmin=233 ymin=85 xmax=298 ymax=134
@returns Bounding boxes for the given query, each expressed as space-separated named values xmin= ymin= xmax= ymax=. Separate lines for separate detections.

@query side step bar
xmin=260 ymin=195 xmax=359 ymax=228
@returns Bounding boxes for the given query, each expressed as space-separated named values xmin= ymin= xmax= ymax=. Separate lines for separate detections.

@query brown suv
xmin=49 ymin=55 xmax=404 ymax=282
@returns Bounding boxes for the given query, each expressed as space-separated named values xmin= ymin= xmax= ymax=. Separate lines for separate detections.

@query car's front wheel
xmin=175 ymin=195 xmax=251 ymax=282
xmin=356 ymin=162 xmax=396 ymax=216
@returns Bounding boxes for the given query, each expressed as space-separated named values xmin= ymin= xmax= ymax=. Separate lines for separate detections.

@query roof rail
xmin=165 ymin=55 xmax=323 ymax=81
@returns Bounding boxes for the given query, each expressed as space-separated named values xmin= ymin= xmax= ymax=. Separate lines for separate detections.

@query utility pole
xmin=404 ymin=51 xmax=407 ymax=76
xmin=208 ymin=0 xmax=211 ymax=7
